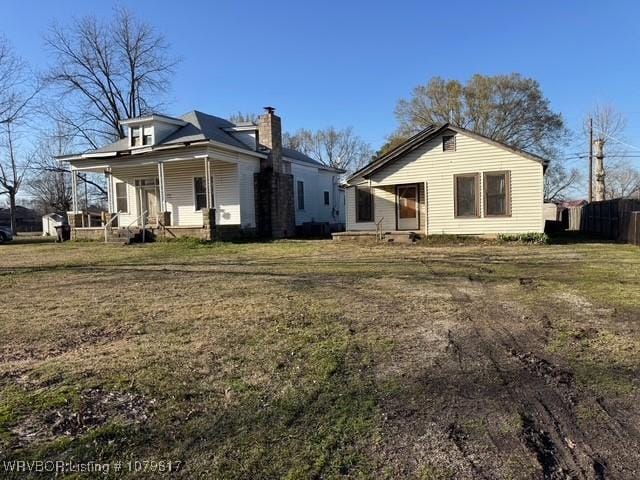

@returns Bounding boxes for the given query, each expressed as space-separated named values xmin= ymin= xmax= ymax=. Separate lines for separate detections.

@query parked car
xmin=0 ymin=226 xmax=13 ymax=243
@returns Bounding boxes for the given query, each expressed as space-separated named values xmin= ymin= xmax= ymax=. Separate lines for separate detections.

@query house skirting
xmin=71 ymin=225 xmax=256 ymax=242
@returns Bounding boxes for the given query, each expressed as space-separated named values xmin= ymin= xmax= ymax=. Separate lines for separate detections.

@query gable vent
xmin=443 ymin=135 xmax=456 ymax=152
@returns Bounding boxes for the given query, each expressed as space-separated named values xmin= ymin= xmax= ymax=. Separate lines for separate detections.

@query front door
xmin=143 ymin=188 xmax=159 ymax=224
xmin=135 ymin=178 xmax=160 ymax=225
xmin=397 ymin=185 xmax=419 ymax=230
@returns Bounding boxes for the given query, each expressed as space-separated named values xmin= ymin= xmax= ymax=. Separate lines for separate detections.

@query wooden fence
xmin=580 ymin=199 xmax=640 ymax=245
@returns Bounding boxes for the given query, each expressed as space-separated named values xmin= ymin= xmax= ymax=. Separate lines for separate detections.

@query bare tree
xmin=605 ymin=159 xmax=640 ymax=199
xmin=391 ymin=74 xmax=574 ymax=200
xmin=283 ymin=127 xmax=373 ymax=175
xmin=394 ymin=74 xmax=567 ymax=158
xmin=44 ymin=7 xmax=177 ymax=147
xmin=228 ymin=112 xmax=259 ymax=124
xmin=543 ymin=162 xmax=582 ymax=202
xmin=0 ymin=37 xmax=40 ymax=234
xmin=27 ymin=124 xmax=77 ymax=213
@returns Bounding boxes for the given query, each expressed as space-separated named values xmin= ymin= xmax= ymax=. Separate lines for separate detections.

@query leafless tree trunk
xmin=0 ymin=37 xmax=40 ymax=234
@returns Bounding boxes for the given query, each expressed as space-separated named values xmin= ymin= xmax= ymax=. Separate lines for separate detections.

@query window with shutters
xmin=484 ymin=171 xmax=510 ymax=216
xmin=443 ymin=135 xmax=456 ymax=152
xmin=454 ymin=174 xmax=479 ymax=217
xmin=355 ymin=186 xmax=374 ymax=222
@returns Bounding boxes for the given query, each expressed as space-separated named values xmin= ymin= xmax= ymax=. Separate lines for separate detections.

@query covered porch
xmin=67 ymin=151 xmax=248 ymax=240
xmin=341 ymin=181 xmax=427 ymax=237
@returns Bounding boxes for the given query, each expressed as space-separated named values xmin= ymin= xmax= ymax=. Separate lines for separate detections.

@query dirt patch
xmin=509 ymin=350 xmax=577 ymax=405
xmin=10 ymin=389 xmax=151 ymax=448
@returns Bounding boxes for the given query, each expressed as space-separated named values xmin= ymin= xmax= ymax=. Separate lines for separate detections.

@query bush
xmin=497 ymin=232 xmax=549 ymax=244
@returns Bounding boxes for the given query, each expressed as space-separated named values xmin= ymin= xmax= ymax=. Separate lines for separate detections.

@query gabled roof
xmin=348 ymin=124 xmax=549 ymax=182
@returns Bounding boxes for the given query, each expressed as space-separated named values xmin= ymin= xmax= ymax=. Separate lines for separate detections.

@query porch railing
xmin=103 ymin=211 xmax=122 ymax=243
xmin=126 ymin=210 xmax=148 ymax=243
xmin=375 ymin=217 xmax=385 ymax=241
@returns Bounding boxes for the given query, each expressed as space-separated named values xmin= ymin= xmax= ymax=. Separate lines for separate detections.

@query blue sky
xmin=2 ymin=0 xmax=640 ymax=170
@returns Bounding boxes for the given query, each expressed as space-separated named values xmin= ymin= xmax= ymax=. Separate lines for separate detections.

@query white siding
xmin=346 ymin=132 xmax=544 ymax=235
xmin=291 ymin=162 xmax=341 ymax=225
xmin=109 ymin=149 xmax=261 ymax=227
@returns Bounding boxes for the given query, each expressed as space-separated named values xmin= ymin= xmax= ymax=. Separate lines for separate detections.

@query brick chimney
xmin=258 ymin=106 xmax=282 ymax=173
xmin=254 ymin=106 xmax=295 ymax=239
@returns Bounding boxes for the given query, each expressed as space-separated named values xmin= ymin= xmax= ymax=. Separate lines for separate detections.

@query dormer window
xmin=143 ymin=126 xmax=153 ymax=145
xmin=131 ymin=127 xmax=142 ymax=147
xmin=130 ymin=125 xmax=153 ymax=147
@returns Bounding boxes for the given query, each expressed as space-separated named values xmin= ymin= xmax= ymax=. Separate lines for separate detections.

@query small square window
xmin=443 ymin=135 xmax=456 ymax=152
xmin=323 ymin=191 xmax=330 ymax=205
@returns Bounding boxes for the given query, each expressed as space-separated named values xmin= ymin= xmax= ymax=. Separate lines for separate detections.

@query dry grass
xmin=0 ymin=238 xmax=639 ymax=478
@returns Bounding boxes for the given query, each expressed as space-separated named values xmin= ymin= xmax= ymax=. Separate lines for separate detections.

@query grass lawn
xmin=0 ymin=238 xmax=639 ymax=479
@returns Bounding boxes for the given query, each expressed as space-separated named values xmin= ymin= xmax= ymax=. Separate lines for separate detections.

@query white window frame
xmin=193 ymin=176 xmax=215 ymax=212
xmin=115 ymin=182 xmax=129 ymax=214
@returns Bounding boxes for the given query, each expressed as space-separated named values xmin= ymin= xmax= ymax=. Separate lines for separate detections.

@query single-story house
xmin=58 ymin=108 xmax=344 ymax=240
xmin=339 ymin=124 xmax=548 ymax=238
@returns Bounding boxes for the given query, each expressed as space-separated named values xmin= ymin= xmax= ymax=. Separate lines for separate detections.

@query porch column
xmin=105 ymin=170 xmax=113 ymax=212
xmin=157 ymin=161 xmax=170 ymax=226
xmin=157 ymin=161 xmax=166 ymax=211
xmin=204 ymin=157 xmax=212 ymax=209
xmin=423 ymin=180 xmax=428 ymax=236
xmin=71 ymin=168 xmax=79 ymax=213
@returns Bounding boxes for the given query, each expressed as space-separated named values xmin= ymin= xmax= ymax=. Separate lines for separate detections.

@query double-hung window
xmin=115 ymin=183 xmax=128 ymax=213
xmin=484 ymin=171 xmax=510 ymax=216
xmin=454 ymin=174 xmax=479 ymax=217
xmin=355 ymin=186 xmax=374 ymax=222
xmin=194 ymin=177 xmax=214 ymax=211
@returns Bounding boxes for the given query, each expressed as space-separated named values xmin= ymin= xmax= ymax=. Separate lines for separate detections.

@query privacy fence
xmin=580 ymin=198 xmax=640 ymax=245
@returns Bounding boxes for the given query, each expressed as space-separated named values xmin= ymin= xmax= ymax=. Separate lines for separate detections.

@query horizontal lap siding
xmin=111 ymin=165 xmax=157 ymax=227
xmin=291 ymin=163 xmax=340 ymax=225
xmin=368 ymin=133 xmax=544 ymax=235
xmin=345 ymin=185 xmax=397 ymax=231
xmin=164 ymin=160 xmax=240 ymax=226
xmin=112 ymin=157 xmax=250 ymax=227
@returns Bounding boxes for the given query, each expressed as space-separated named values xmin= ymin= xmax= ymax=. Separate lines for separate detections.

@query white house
xmin=59 ymin=108 xmax=344 ymax=241
xmin=339 ymin=124 xmax=548 ymax=239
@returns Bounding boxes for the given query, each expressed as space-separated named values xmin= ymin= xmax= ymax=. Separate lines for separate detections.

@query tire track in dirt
xmin=467 ymin=282 xmax=640 ymax=479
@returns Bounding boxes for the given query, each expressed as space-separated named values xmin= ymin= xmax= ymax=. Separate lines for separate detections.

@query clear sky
xmin=2 ymin=0 xmax=640 ymax=171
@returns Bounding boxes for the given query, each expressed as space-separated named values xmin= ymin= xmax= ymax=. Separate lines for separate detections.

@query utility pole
xmin=588 ymin=117 xmax=593 ymax=202
xmin=594 ymin=138 xmax=606 ymax=201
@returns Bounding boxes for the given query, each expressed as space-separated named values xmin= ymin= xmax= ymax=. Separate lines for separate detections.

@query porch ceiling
xmin=69 ymin=152 xmax=238 ymax=172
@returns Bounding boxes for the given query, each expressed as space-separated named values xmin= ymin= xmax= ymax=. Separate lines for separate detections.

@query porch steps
xmin=104 ymin=228 xmax=155 ymax=245
xmin=332 ymin=231 xmax=421 ymax=244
